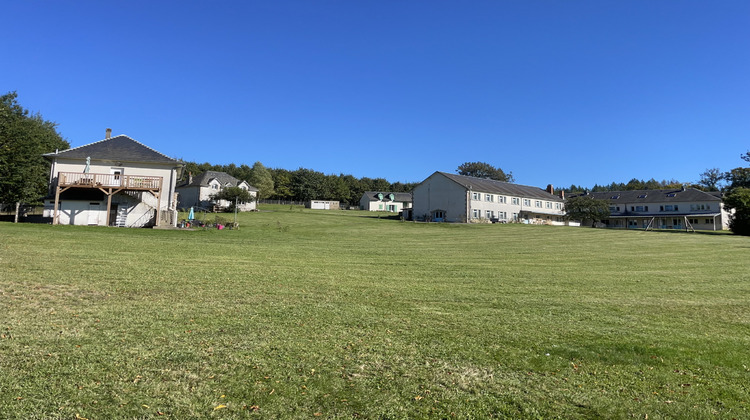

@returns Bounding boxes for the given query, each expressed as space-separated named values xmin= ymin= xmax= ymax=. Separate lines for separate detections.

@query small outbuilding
xmin=307 ymin=200 xmax=340 ymax=210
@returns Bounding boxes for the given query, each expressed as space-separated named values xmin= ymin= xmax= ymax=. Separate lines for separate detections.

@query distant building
xmin=307 ymin=200 xmax=340 ymax=210
xmin=412 ymin=171 xmax=565 ymax=224
xmin=579 ymin=188 xmax=730 ymax=231
xmin=359 ymin=192 xmax=412 ymax=213
xmin=176 ymin=171 xmax=258 ymax=212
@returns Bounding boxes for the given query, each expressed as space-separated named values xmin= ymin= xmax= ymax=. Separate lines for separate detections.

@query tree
xmin=210 ymin=186 xmax=255 ymax=211
xmin=697 ymin=168 xmax=724 ymax=191
xmin=742 ymin=151 xmax=750 ymax=163
xmin=456 ymin=161 xmax=514 ymax=182
xmin=564 ymin=195 xmax=611 ymax=228
xmin=723 ymin=187 xmax=750 ymax=236
xmin=248 ymin=161 xmax=274 ymax=200
xmin=0 ymin=92 xmax=69 ymax=222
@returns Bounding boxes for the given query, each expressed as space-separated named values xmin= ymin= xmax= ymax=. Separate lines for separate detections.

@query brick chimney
xmin=188 ymin=172 xmax=193 ymax=184
xmin=546 ymin=184 xmax=554 ymax=195
xmin=559 ymin=190 xmax=565 ymax=200
xmin=106 ymin=128 xmax=112 ymax=139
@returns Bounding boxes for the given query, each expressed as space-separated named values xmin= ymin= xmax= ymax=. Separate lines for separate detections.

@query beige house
xmin=359 ymin=191 xmax=412 ymax=212
xmin=43 ymin=130 xmax=182 ymax=227
xmin=412 ymin=171 xmax=565 ymax=224
xmin=176 ymin=171 xmax=258 ymax=212
xmin=581 ymin=188 xmax=730 ymax=231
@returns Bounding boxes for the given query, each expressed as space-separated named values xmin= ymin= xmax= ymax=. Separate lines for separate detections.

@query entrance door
xmin=110 ymin=168 xmax=123 ymax=186
xmin=88 ymin=202 xmax=101 ymax=225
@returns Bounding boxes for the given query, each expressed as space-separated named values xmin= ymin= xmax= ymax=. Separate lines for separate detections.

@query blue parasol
xmin=188 ymin=207 xmax=194 ymax=220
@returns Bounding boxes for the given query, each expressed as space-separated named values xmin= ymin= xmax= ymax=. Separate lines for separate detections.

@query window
xmin=535 ymin=200 xmax=542 ymax=208
xmin=498 ymin=211 xmax=507 ymax=220
xmin=498 ymin=196 xmax=507 ymax=204
xmin=512 ymin=197 xmax=520 ymax=205
xmin=705 ymin=218 xmax=712 ymax=224
xmin=523 ymin=199 xmax=531 ymax=206
xmin=546 ymin=202 xmax=552 ymax=209
xmin=609 ymin=206 xmax=617 ymax=212
xmin=472 ymin=209 xmax=481 ymax=219
xmin=635 ymin=206 xmax=645 ymax=212
xmin=611 ymin=195 xmax=620 ymax=199
xmin=472 ymin=192 xmax=480 ymax=200
xmin=512 ymin=212 xmax=518 ymax=221
xmin=485 ymin=194 xmax=493 ymax=202
xmin=433 ymin=210 xmax=445 ymax=220
xmin=486 ymin=210 xmax=493 ymax=219
xmin=555 ymin=203 xmax=562 ymax=210
xmin=663 ymin=205 xmax=674 ymax=211
xmin=638 ymin=194 xmax=648 ymax=198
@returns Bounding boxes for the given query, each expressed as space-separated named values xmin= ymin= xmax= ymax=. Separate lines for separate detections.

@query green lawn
xmin=1 ymin=206 xmax=748 ymax=419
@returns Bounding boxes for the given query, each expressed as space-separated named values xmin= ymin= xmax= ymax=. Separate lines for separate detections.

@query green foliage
xmin=724 ymin=167 xmax=750 ymax=190
xmin=1 ymin=214 xmax=749 ymax=418
xmin=0 ymin=92 xmax=69 ymax=209
xmin=697 ymin=168 xmax=724 ymax=191
xmin=564 ymin=194 xmax=611 ymax=227
xmin=248 ymin=161 xmax=274 ymax=199
xmin=723 ymin=187 xmax=750 ymax=236
xmin=457 ymin=161 xmax=514 ymax=182
xmin=210 ymin=186 xmax=255 ymax=211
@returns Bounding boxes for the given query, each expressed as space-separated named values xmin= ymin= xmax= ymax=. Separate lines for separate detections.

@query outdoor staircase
xmin=115 ymin=205 xmax=128 ymax=227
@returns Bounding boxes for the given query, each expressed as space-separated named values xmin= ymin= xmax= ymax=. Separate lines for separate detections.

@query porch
xmin=52 ymin=172 xmax=164 ymax=226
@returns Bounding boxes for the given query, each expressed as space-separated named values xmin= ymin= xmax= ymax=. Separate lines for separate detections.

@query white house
xmin=412 ymin=171 xmax=566 ymax=224
xmin=43 ymin=130 xmax=183 ymax=227
xmin=359 ymin=191 xmax=413 ymax=213
xmin=176 ymin=171 xmax=258 ymax=212
xmin=580 ymin=188 xmax=730 ymax=231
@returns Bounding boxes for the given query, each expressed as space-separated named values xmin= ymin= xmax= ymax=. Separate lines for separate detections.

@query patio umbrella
xmin=188 ymin=207 xmax=194 ymax=220
xmin=83 ymin=156 xmax=91 ymax=173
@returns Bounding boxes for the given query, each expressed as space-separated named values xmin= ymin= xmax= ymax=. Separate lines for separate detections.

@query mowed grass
xmin=1 ymin=206 xmax=749 ymax=419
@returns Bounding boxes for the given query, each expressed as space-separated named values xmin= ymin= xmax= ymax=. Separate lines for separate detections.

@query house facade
xmin=43 ymin=131 xmax=183 ymax=227
xmin=583 ymin=188 xmax=730 ymax=231
xmin=176 ymin=171 xmax=258 ymax=212
xmin=412 ymin=172 xmax=565 ymax=223
xmin=359 ymin=191 xmax=413 ymax=213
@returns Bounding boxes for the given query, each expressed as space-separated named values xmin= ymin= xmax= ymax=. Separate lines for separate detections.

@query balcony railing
xmin=58 ymin=172 xmax=162 ymax=190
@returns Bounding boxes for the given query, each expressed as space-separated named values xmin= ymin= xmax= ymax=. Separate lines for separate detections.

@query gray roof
xmin=362 ymin=191 xmax=413 ymax=202
xmin=435 ymin=172 xmax=563 ymax=201
xmin=43 ymin=135 xmax=179 ymax=164
xmin=585 ymin=188 xmax=722 ymax=204
xmin=178 ymin=171 xmax=258 ymax=191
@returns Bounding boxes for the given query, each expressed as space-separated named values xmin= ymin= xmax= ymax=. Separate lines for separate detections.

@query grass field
xmin=1 ymin=206 xmax=748 ymax=419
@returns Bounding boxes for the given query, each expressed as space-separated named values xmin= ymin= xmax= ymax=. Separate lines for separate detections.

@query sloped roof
xmin=43 ymin=135 xmax=179 ymax=164
xmin=362 ymin=191 xmax=413 ymax=202
xmin=435 ymin=172 xmax=563 ymax=201
xmin=178 ymin=171 xmax=259 ymax=191
xmin=585 ymin=188 xmax=721 ymax=203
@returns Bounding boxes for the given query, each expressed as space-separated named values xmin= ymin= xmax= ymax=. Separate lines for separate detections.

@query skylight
xmin=638 ymin=194 xmax=647 ymax=198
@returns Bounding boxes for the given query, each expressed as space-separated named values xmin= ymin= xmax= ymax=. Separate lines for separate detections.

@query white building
xmin=412 ymin=172 xmax=565 ymax=224
xmin=176 ymin=171 xmax=258 ymax=212
xmin=43 ymin=130 xmax=183 ymax=227
xmin=359 ymin=191 xmax=412 ymax=213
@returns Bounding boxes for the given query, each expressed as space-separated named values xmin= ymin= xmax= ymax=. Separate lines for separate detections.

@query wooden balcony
xmin=58 ymin=172 xmax=162 ymax=191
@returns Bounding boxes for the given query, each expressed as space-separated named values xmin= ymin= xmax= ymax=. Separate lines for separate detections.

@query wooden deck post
xmin=53 ymin=185 xmax=61 ymax=225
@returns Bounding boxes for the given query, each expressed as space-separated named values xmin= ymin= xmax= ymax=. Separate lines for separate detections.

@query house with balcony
xmin=176 ymin=171 xmax=258 ymax=212
xmin=581 ymin=188 xmax=729 ymax=231
xmin=359 ymin=191 xmax=412 ymax=213
xmin=42 ymin=130 xmax=183 ymax=227
xmin=411 ymin=171 xmax=566 ymax=223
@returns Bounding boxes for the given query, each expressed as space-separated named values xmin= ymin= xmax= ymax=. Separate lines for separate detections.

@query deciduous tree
xmin=456 ymin=161 xmax=514 ymax=182
xmin=0 ymin=92 xmax=69 ymax=222
xmin=564 ymin=195 xmax=611 ymax=228
xmin=248 ymin=161 xmax=274 ymax=200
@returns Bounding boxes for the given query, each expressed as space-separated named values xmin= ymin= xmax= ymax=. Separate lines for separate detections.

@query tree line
xmin=182 ymin=161 xmax=417 ymax=205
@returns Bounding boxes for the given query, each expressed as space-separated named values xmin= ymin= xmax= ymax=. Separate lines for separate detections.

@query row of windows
xmin=611 ymin=204 xmax=711 ymax=213
xmin=471 ymin=192 xmax=561 ymax=209
xmin=472 ymin=209 xmax=516 ymax=220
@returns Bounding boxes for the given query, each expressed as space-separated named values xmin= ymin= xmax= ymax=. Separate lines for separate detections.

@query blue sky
xmin=4 ymin=1 xmax=749 ymax=188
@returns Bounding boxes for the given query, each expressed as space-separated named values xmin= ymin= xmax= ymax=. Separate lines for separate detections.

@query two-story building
xmin=584 ymin=188 xmax=729 ymax=231
xmin=411 ymin=171 xmax=565 ymax=223
xmin=359 ymin=191 xmax=413 ymax=213
xmin=43 ymin=130 xmax=183 ymax=227
xmin=176 ymin=171 xmax=258 ymax=212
